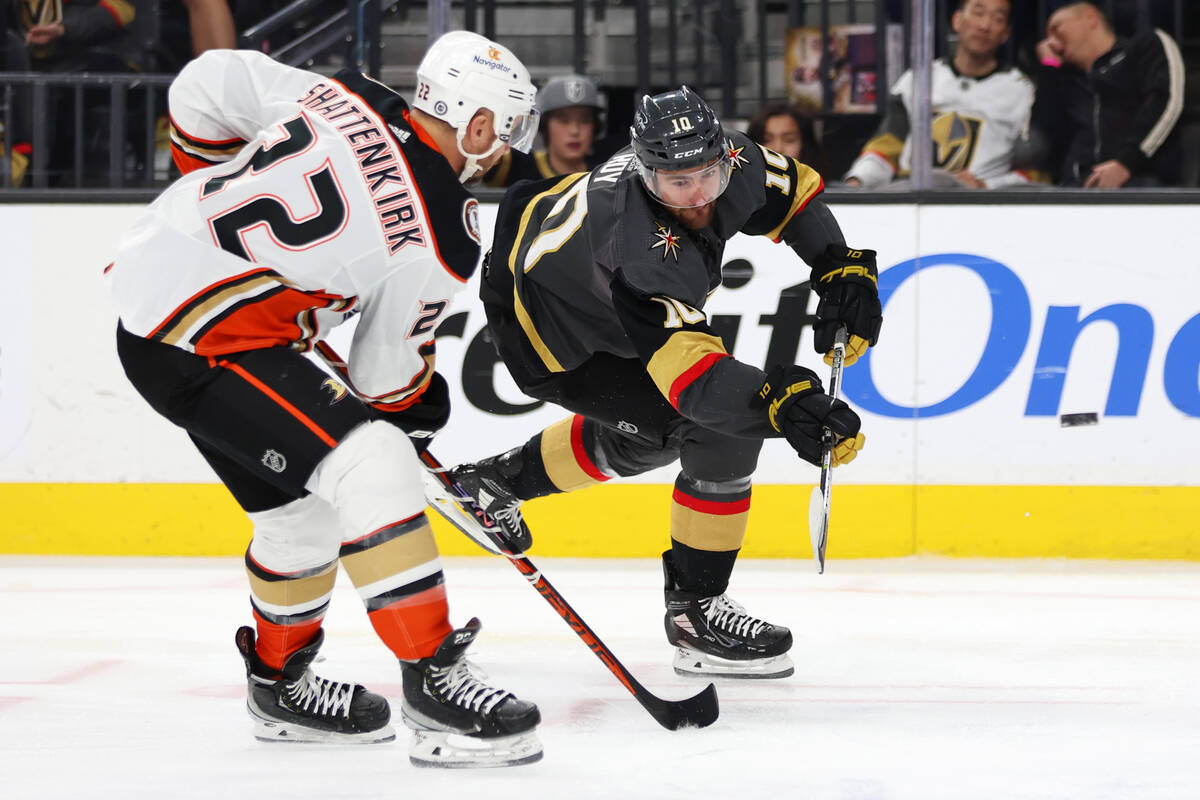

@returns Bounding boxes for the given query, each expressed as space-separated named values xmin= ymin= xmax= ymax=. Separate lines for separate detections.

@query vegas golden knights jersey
xmin=107 ymin=50 xmax=481 ymax=413
xmin=845 ymin=58 xmax=1035 ymax=189
xmin=482 ymin=131 xmax=826 ymax=439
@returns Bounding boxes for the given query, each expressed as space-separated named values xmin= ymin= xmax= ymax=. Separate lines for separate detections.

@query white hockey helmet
xmin=413 ymin=30 xmax=540 ymax=183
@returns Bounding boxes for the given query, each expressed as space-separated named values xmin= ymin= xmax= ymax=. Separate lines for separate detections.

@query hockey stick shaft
xmin=418 ymin=449 xmax=719 ymax=731
xmin=810 ymin=327 xmax=847 ymax=573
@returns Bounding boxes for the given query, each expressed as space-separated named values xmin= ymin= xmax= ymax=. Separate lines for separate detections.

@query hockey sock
xmin=339 ymin=513 xmax=453 ymax=661
xmin=539 ymin=415 xmax=611 ymax=492
xmin=667 ymin=541 xmax=740 ymax=598
xmin=244 ymin=550 xmax=336 ymax=674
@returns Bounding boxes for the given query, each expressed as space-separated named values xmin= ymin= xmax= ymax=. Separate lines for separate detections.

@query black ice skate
xmin=400 ymin=618 xmax=541 ymax=768
xmin=662 ymin=553 xmax=795 ymax=679
xmin=449 ymin=453 xmax=532 ymax=552
xmin=235 ymin=626 xmax=394 ymax=743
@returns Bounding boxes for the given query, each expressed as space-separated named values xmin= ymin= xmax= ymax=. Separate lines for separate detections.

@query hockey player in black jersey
xmin=452 ymin=86 xmax=882 ymax=678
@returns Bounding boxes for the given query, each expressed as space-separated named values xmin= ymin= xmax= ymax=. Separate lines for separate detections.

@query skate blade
xmin=249 ymin=707 xmax=396 ymax=744
xmin=672 ymin=647 xmax=795 ymax=679
xmin=408 ymin=729 xmax=543 ymax=769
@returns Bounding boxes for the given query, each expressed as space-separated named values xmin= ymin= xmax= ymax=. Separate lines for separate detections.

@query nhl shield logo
xmin=261 ymin=449 xmax=287 ymax=473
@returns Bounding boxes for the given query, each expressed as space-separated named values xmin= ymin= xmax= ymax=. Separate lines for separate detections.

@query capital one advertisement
xmin=421 ymin=203 xmax=1200 ymax=488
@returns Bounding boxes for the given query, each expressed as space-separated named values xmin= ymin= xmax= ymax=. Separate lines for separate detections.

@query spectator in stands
xmin=1031 ymin=1 xmax=1185 ymax=187
xmin=746 ymin=101 xmax=829 ymax=179
xmin=14 ymin=0 xmax=149 ymax=186
xmin=1 ymin=2 xmax=34 ymax=185
xmin=843 ymin=0 xmax=1038 ymax=189
xmin=160 ymin=0 xmax=237 ymax=71
xmin=484 ymin=73 xmax=606 ymax=187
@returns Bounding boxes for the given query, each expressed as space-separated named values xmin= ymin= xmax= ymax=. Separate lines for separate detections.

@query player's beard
xmin=669 ymin=202 xmax=716 ymax=230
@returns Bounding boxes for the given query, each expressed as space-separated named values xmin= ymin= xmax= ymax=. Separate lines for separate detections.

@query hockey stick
xmin=807 ymin=326 xmax=847 ymax=574
xmin=419 ymin=449 xmax=720 ymax=731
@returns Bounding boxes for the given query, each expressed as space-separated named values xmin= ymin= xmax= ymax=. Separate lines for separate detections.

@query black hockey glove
xmin=810 ymin=244 xmax=882 ymax=367
xmin=758 ymin=365 xmax=864 ymax=467
xmin=386 ymin=371 xmax=450 ymax=454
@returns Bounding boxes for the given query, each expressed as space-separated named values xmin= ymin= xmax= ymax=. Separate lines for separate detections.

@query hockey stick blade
xmin=807 ymin=485 xmax=827 ymax=574
xmin=419 ymin=450 xmax=720 ymax=731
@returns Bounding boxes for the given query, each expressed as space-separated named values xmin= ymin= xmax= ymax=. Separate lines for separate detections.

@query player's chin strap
xmin=456 ymin=130 xmax=505 ymax=183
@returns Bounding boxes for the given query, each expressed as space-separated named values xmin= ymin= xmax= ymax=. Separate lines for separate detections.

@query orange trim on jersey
xmin=216 ymin=359 xmax=339 ymax=448
xmin=402 ymin=110 xmax=443 ymax=155
xmin=171 ymin=146 xmax=213 ymax=176
xmin=252 ymin=610 xmax=323 ymax=673
xmin=167 ymin=113 xmax=246 ymax=147
xmin=570 ymin=414 xmax=610 ymax=483
xmin=366 ymin=584 xmax=452 ymax=660
xmin=668 ymin=352 xmax=728 ymax=409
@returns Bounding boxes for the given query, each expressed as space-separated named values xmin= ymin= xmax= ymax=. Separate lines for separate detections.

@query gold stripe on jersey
xmin=534 ymin=151 xmax=556 ymax=179
xmin=507 ymin=174 xmax=585 ymax=373
xmin=523 ymin=174 xmax=589 ymax=273
xmin=100 ymin=0 xmax=135 ymax=26
xmin=247 ymin=561 xmax=337 ymax=607
xmin=646 ymin=330 xmax=729 ymax=403
xmin=169 ymin=123 xmax=246 ymax=163
xmin=762 ymin=160 xmax=825 ymax=242
xmin=670 ymin=502 xmax=749 ymax=552
xmin=861 ymin=132 xmax=904 ymax=168
xmin=540 ymin=417 xmax=603 ymax=492
xmin=156 ymin=271 xmax=285 ymax=347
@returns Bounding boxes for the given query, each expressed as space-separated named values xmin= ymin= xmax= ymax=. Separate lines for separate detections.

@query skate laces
xmin=701 ymin=594 xmax=768 ymax=638
xmin=431 ymin=659 xmax=510 ymax=716
xmin=477 ymin=476 xmax=526 ymax=539
xmin=285 ymin=669 xmax=354 ymax=719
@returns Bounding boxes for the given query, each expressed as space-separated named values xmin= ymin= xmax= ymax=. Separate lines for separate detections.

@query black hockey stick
xmin=419 ymin=449 xmax=719 ymax=731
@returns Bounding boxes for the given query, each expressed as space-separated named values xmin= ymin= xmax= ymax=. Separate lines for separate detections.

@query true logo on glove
xmin=767 ymin=380 xmax=812 ymax=431
xmin=818 ymin=265 xmax=877 ymax=286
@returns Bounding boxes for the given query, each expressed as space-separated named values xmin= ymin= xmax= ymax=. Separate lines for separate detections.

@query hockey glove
xmin=386 ymin=371 xmax=450 ymax=454
xmin=810 ymin=244 xmax=882 ymax=367
xmin=759 ymin=365 xmax=864 ymax=467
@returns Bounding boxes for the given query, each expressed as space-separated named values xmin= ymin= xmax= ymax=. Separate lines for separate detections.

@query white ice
xmin=2 ymin=555 xmax=1198 ymax=800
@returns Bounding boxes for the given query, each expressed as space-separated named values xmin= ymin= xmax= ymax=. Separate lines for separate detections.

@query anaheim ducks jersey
xmin=845 ymin=58 xmax=1035 ymax=189
xmin=484 ymin=131 xmax=826 ymax=439
xmin=107 ymin=49 xmax=481 ymax=412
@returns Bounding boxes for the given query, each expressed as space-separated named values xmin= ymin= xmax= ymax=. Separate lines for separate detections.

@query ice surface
xmin=2 ymin=555 xmax=1198 ymax=799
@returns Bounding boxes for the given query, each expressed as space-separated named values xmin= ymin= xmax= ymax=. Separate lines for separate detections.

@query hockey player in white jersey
xmin=844 ymin=0 xmax=1037 ymax=189
xmin=106 ymin=34 xmax=544 ymax=768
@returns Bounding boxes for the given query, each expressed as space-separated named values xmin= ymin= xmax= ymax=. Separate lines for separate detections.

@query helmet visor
xmin=640 ymin=157 xmax=732 ymax=209
xmin=502 ymin=110 xmax=541 ymax=154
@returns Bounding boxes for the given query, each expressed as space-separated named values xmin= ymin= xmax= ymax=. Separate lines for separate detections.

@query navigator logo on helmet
xmin=413 ymin=30 xmax=540 ymax=183
xmin=630 ymin=86 xmax=732 ymax=209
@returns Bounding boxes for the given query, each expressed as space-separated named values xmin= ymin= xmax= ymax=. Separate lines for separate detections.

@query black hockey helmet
xmin=630 ymin=86 xmax=731 ymax=208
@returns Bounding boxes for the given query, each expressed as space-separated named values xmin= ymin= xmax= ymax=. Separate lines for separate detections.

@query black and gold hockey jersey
xmin=483 ymin=131 xmax=827 ymax=440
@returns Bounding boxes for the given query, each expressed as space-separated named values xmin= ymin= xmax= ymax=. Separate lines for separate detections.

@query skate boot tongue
xmin=279 ymin=629 xmax=326 ymax=681
xmin=430 ymin=617 xmax=482 ymax=667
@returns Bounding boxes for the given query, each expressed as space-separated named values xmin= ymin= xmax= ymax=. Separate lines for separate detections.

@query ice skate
xmin=449 ymin=452 xmax=532 ymax=552
xmin=400 ymin=618 xmax=542 ymax=768
xmin=662 ymin=553 xmax=795 ymax=679
xmin=235 ymin=626 xmax=394 ymax=743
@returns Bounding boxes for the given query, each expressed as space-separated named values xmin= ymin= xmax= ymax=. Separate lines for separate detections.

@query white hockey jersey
xmin=844 ymin=58 xmax=1035 ymax=189
xmin=107 ymin=50 xmax=482 ymax=411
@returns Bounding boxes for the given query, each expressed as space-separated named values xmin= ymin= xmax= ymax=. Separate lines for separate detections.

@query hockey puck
xmin=1059 ymin=412 xmax=1099 ymax=427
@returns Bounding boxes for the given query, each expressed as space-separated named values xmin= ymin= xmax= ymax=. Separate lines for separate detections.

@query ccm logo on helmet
xmin=675 ymin=148 xmax=703 ymax=159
